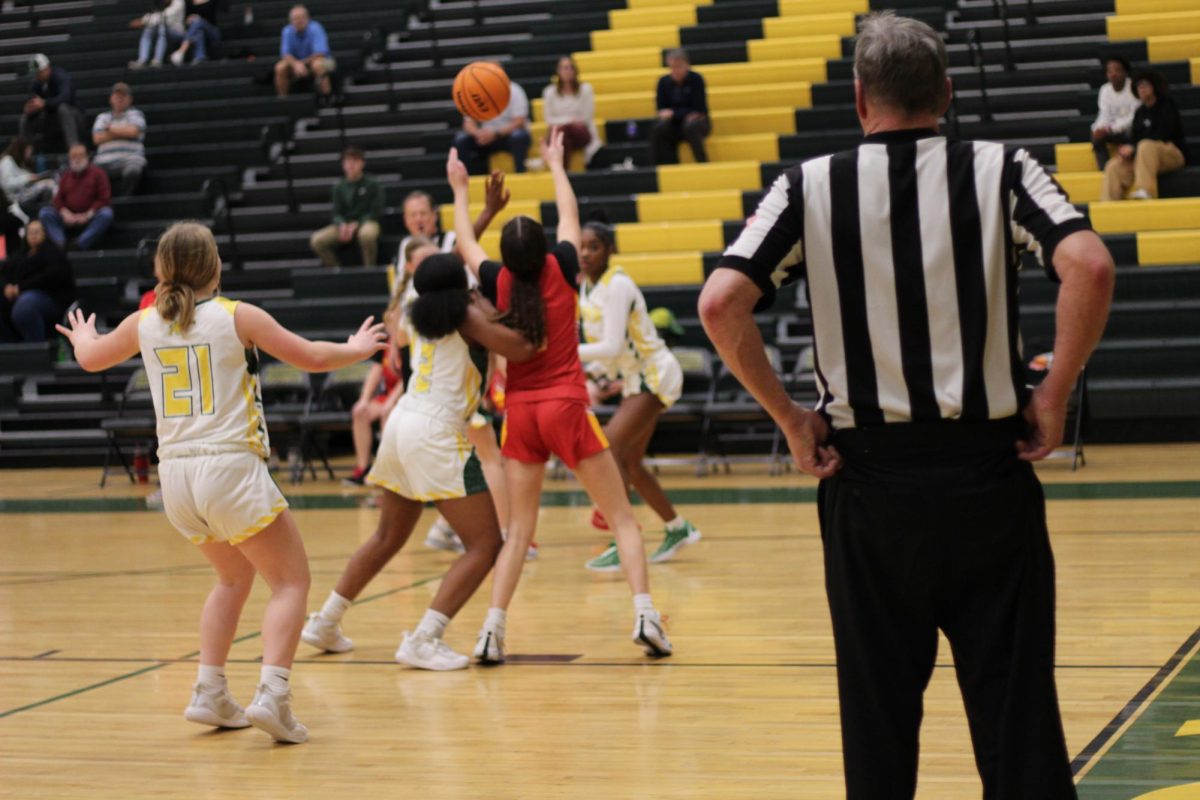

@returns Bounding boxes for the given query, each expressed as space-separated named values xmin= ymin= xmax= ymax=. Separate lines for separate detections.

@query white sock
xmin=485 ymin=607 xmax=507 ymax=631
xmin=260 ymin=664 xmax=291 ymax=693
xmin=416 ymin=608 xmax=450 ymax=640
xmin=320 ymin=590 xmax=352 ymax=623
xmin=665 ymin=516 xmax=684 ymax=530
xmin=197 ymin=664 xmax=226 ymax=687
xmin=633 ymin=593 xmax=655 ymax=614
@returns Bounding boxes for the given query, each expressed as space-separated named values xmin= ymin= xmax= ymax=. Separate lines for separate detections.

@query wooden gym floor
xmin=1 ymin=444 xmax=1199 ymax=799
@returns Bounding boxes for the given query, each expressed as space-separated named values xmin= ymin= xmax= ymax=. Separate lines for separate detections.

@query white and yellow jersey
xmin=138 ymin=297 xmax=269 ymax=460
xmin=579 ymin=266 xmax=671 ymax=378
xmin=399 ymin=326 xmax=488 ymax=425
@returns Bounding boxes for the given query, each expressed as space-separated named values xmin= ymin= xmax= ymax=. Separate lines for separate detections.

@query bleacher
xmin=1 ymin=0 xmax=1197 ymax=469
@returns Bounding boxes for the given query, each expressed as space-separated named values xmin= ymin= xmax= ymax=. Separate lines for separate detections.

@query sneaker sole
xmin=585 ymin=560 xmax=622 ymax=573
xmin=246 ymin=705 xmax=308 ymax=744
xmin=183 ymin=706 xmax=251 ymax=729
xmin=300 ymin=629 xmax=354 ymax=654
xmin=635 ymin=619 xmax=673 ymax=658
xmin=474 ymin=631 xmax=505 ymax=665
xmin=649 ymin=530 xmax=702 ymax=564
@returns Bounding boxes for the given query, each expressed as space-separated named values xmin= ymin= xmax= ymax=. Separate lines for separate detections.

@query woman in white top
xmin=541 ymin=56 xmax=601 ymax=166
xmin=57 ymin=221 xmax=386 ymax=744
xmin=577 ymin=221 xmax=701 ymax=572
xmin=130 ymin=0 xmax=186 ymax=68
xmin=1 ymin=136 xmax=55 ymax=217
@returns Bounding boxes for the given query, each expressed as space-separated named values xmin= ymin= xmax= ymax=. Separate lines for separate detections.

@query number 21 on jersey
xmin=156 ymin=345 xmax=215 ymax=418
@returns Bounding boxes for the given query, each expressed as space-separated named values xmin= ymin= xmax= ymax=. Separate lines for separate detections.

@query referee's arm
xmin=699 ymin=172 xmax=841 ymax=478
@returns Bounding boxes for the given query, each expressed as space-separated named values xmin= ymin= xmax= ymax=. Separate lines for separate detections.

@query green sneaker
xmin=585 ymin=541 xmax=621 ymax=572
xmin=650 ymin=520 xmax=702 ymax=563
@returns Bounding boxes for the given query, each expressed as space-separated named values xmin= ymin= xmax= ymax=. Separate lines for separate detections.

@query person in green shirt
xmin=309 ymin=146 xmax=384 ymax=266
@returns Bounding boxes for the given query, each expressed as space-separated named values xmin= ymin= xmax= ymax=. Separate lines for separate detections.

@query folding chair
xmin=98 ymin=368 xmax=156 ymax=488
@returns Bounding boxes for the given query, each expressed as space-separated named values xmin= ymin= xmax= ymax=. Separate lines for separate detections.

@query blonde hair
xmin=394 ymin=235 xmax=434 ymax=302
xmin=155 ymin=221 xmax=221 ymax=332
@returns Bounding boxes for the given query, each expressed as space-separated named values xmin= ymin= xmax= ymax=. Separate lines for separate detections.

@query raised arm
xmin=56 ymin=308 xmax=141 ymax=373
xmin=234 ymin=303 xmax=386 ymax=372
xmin=447 ymin=147 xmax=489 ymax=276
xmin=542 ymin=128 xmax=580 ymax=250
xmin=472 ymin=170 xmax=511 ymax=240
xmin=460 ymin=298 xmax=537 ymax=363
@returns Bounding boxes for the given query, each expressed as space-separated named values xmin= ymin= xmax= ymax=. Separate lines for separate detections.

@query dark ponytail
xmin=410 ymin=253 xmax=471 ymax=340
xmin=499 ymin=215 xmax=547 ymax=345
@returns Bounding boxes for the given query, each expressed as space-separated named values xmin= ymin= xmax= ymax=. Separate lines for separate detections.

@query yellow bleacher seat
xmin=1147 ymin=33 xmax=1200 ymax=61
xmin=1055 ymin=143 xmax=1099 ymax=173
xmin=658 ymin=161 xmax=763 ymax=192
xmin=1192 ymin=56 xmax=1200 ymax=83
xmin=467 ymin=172 xmax=554 ymax=203
xmin=439 ymin=199 xmax=541 ymax=232
xmin=488 ymin=151 xmax=516 ymax=175
xmin=710 ymin=107 xmax=797 ymax=136
xmin=613 ymin=251 xmax=706 ymax=285
xmin=1136 ymin=230 xmax=1200 ymax=265
xmin=1115 ymin=0 xmax=1200 ymax=12
xmin=747 ymin=35 xmax=843 ymax=64
xmin=609 ymin=5 xmax=700 ymax=30
xmin=592 ymin=25 xmax=680 ymax=51
xmin=583 ymin=65 xmax=824 ymax=96
xmin=764 ymin=12 xmax=858 ymax=38
xmin=1055 ymin=172 xmax=1105 ymax=204
xmin=574 ymin=48 xmax=663 ymax=74
xmin=636 ymin=190 xmax=745 ymax=223
xmin=1088 ymin=198 xmax=1200 ymax=233
xmin=781 ymin=0 xmax=869 ymax=14
xmin=679 ymin=133 xmax=780 ymax=163
xmin=1107 ymin=10 xmax=1200 ymax=39
xmin=616 ymin=220 xmax=726 ymax=253
xmin=544 ymin=83 xmax=812 ymax=122
xmin=627 ymin=0 xmax=712 ymax=8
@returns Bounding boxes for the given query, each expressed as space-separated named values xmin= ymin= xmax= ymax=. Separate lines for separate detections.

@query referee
xmin=699 ymin=12 xmax=1113 ymax=799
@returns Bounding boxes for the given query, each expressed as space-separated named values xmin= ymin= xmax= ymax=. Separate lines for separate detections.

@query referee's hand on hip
xmin=781 ymin=402 xmax=842 ymax=478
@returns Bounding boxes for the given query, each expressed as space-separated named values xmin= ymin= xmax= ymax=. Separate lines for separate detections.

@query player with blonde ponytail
xmin=58 ymin=220 xmax=386 ymax=745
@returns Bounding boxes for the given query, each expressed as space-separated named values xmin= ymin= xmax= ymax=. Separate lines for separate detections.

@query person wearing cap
xmin=38 ymin=144 xmax=114 ymax=251
xmin=92 ymin=83 xmax=147 ymax=197
xmin=19 ymin=55 xmax=87 ymax=149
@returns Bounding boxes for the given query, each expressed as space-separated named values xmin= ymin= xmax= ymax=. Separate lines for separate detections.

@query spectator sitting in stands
xmin=650 ymin=49 xmax=710 ymax=165
xmin=542 ymin=56 xmax=601 ymax=167
xmin=38 ymin=144 xmax=114 ymax=251
xmin=19 ymin=55 xmax=88 ymax=150
xmin=1 ymin=137 xmax=56 ymax=220
xmin=309 ymin=146 xmax=383 ymax=267
xmin=1091 ymin=56 xmax=1139 ymax=169
xmin=452 ymin=81 xmax=531 ymax=174
xmin=92 ymin=83 xmax=147 ymax=197
xmin=0 ymin=220 xmax=75 ymax=344
xmin=1102 ymin=71 xmax=1188 ymax=200
xmin=130 ymin=0 xmax=186 ymax=68
xmin=396 ymin=191 xmax=454 ymax=271
xmin=275 ymin=4 xmax=334 ymax=98
xmin=170 ymin=0 xmax=221 ymax=65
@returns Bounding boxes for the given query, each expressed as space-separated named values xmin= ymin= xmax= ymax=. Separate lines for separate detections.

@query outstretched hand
xmin=542 ymin=126 xmax=565 ymax=170
xmin=447 ymin=147 xmax=470 ymax=193
xmin=484 ymin=170 xmax=510 ymax=216
xmin=55 ymin=307 xmax=99 ymax=348
xmin=347 ymin=316 xmax=388 ymax=358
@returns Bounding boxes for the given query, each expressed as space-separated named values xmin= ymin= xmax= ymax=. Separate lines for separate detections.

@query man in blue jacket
xmin=650 ymin=49 xmax=710 ymax=165
xmin=275 ymin=4 xmax=335 ymax=98
xmin=19 ymin=54 xmax=87 ymax=149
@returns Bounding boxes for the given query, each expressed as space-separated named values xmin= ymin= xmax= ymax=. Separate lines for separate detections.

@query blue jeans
xmin=185 ymin=18 xmax=221 ymax=62
xmin=0 ymin=289 xmax=63 ymax=343
xmin=138 ymin=25 xmax=184 ymax=63
xmin=39 ymin=205 xmax=115 ymax=250
xmin=452 ymin=128 xmax=532 ymax=174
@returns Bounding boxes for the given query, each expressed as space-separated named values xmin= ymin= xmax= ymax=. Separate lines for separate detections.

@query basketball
xmin=452 ymin=61 xmax=511 ymax=121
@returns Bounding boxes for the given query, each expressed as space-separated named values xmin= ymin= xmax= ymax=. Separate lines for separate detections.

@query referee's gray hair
xmin=854 ymin=12 xmax=949 ymax=115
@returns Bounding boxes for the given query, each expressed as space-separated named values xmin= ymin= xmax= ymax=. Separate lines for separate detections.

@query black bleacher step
xmin=0 ymin=343 xmax=54 ymax=376
xmin=956 ymin=0 xmax=1113 ymax=21
xmin=946 ymin=16 xmax=1109 ymax=45
xmin=1076 ymin=85 xmax=1200 ymax=116
xmin=1021 ymin=299 xmax=1200 ymax=341
xmin=1019 ymin=265 xmax=1200 ymax=305
xmin=74 ymin=278 xmax=123 ymax=313
xmin=0 ymin=409 xmax=115 ymax=433
xmin=946 ymin=37 xmax=1146 ymax=69
xmin=682 ymin=21 xmax=764 ymax=47
xmin=68 ymin=250 xmax=148 ymax=283
xmin=1087 ymin=338 xmax=1200 ymax=380
xmin=291 ymin=267 xmax=389 ymax=299
xmin=112 ymin=193 xmax=208 ymax=221
xmin=260 ymin=295 xmax=387 ymax=330
xmin=1089 ymin=377 xmax=1200 ymax=422
xmin=139 ymin=166 xmax=241 ymax=196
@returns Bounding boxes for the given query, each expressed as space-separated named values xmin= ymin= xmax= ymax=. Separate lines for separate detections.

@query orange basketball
xmin=452 ymin=62 xmax=512 ymax=121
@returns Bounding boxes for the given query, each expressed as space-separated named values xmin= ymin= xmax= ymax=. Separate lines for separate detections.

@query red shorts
xmin=501 ymin=398 xmax=609 ymax=469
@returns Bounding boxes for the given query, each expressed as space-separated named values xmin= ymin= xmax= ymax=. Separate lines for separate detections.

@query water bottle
xmin=134 ymin=445 xmax=150 ymax=484
xmin=625 ymin=120 xmax=638 ymax=141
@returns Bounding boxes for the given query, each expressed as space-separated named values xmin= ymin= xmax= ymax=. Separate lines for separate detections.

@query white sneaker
xmin=633 ymin=610 xmax=673 ymax=658
xmin=395 ymin=630 xmax=470 ymax=671
xmin=183 ymin=682 xmax=251 ymax=728
xmin=526 ymin=541 xmax=539 ymax=561
xmin=246 ymin=685 xmax=308 ymax=744
xmin=301 ymin=613 xmax=353 ymax=653
xmin=169 ymin=48 xmax=185 ymax=66
xmin=473 ymin=625 xmax=506 ymax=664
xmin=424 ymin=517 xmax=465 ymax=553
xmin=1130 ymin=188 xmax=1152 ymax=200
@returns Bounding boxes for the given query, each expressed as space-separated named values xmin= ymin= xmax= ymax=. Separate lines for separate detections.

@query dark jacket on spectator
xmin=656 ymin=71 xmax=708 ymax=123
xmin=3 ymin=243 xmax=75 ymax=308
xmin=1132 ymin=96 xmax=1187 ymax=156
xmin=53 ymin=165 xmax=112 ymax=214
xmin=30 ymin=67 xmax=77 ymax=111
xmin=186 ymin=0 xmax=220 ymax=24
xmin=332 ymin=175 xmax=384 ymax=225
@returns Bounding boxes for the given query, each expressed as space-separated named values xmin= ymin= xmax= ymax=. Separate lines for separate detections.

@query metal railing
xmin=966 ymin=29 xmax=994 ymax=123
xmin=202 ymin=176 xmax=242 ymax=270
xmin=260 ymin=121 xmax=299 ymax=213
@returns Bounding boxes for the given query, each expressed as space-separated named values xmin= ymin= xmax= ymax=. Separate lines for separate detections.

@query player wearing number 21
xmin=57 ymin=221 xmax=386 ymax=745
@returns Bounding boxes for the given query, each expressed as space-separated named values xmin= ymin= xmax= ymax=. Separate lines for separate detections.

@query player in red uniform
xmin=447 ymin=129 xmax=672 ymax=663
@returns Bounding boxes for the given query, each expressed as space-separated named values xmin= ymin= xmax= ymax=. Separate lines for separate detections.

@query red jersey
xmin=481 ymin=241 xmax=588 ymax=404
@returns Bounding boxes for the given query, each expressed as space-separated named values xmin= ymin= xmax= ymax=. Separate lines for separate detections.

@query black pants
xmin=650 ymin=116 xmax=710 ymax=164
xmin=819 ymin=419 xmax=1075 ymax=800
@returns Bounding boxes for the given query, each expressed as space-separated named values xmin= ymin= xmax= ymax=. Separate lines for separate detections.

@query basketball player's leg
xmin=467 ymin=420 xmax=508 ymax=530
xmin=234 ymin=510 xmax=311 ymax=743
xmin=606 ymin=393 xmax=673 ymax=520
xmin=431 ymin=491 xmax=504 ymax=616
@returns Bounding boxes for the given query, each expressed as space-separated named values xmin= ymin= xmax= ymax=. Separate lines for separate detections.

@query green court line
xmin=0 ymin=574 xmax=444 ymax=721
xmin=1 ymin=480 xmax=1197 ymax=515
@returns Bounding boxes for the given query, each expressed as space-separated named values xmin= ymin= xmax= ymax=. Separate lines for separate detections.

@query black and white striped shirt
xmin=718 ymin=128 xmax=1092 ymax=430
